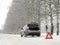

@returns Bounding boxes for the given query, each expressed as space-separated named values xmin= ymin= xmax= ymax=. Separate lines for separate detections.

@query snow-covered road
xmin=0 ymin=34 xmax=60 ymax=45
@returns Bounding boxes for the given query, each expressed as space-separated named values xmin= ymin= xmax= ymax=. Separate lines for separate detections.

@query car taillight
xmin=26 ymin=27 xmax=29 ymax=30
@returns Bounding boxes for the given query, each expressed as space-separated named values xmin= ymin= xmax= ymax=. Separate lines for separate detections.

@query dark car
xmin=20 ymin=22 xmax=40 ymax=37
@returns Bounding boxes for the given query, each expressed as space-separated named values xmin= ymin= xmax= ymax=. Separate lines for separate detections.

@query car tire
xmin=21 ymin=35 xmax=23 ymax=37
xmin=24 ymin=34 xmax=27 ymax=37
xmin=37 ymin=34 xmax=40 ymax=37
xmin=32 ymin=35 xmax=34 ymax=37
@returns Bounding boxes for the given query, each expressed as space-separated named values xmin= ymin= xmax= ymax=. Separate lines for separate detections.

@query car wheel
xmin=21 ymin=35 xmax=23 ymax=37
xmin=37 ymin=34 xmax=40 ymax=37
xmin=24 ymin=34 xmax=27 ymax=37
xmin=32 ymin=35 xmax=34 ymax=37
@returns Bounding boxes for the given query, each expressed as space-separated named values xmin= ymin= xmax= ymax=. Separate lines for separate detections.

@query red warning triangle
xmin=45 ymin=32 xmax=53 ymax=39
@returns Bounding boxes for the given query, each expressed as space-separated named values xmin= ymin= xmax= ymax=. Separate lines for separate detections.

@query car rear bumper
xmin=25 ymin=30 xmax=40 ymax=35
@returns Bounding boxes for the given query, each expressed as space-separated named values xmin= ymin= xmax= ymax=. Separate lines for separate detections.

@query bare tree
xmin=44 ymin=0 xmax=48 ymax=33
xmin=32 ymin=0 xmax=35 ymax=22
xmin=45 ymin=16 xmax=48 ymax=33
xmin=49 ymin=0 xmax=54 ymax=35
xmin=56 ymin=0 xmax=59 ymax=35
xmin=37 ymin=0 xmax=41 ymax=36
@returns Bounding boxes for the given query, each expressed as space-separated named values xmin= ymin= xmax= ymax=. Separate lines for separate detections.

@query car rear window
xmin=27 ymin=23 xmax=39 ymax=30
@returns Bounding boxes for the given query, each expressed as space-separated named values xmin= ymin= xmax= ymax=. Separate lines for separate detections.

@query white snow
xmin=0 ymin=33 xmax=60 ymax=45
xmin=0 ymin=0 xmax=13 ymax=30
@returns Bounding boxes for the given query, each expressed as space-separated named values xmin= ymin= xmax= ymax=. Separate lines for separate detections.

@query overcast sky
xmin=0 ymin=0 xmax=13 ymax=30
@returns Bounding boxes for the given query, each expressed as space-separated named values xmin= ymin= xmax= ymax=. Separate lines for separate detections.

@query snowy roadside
xmin=0 ymin=33 xmax=60 ymax=45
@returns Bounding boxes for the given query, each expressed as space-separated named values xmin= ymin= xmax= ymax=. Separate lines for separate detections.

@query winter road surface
xmin=0 ymin=33 xmax=60 ymax=45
